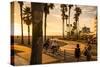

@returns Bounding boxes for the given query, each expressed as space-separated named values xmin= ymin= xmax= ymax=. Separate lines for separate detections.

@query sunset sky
xmin=11 ymin=1 xmax=97 ymax=36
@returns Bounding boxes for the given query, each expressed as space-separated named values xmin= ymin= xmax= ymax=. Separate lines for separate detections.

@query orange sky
xmin=11 ymin=1 xmax=97 ymax=36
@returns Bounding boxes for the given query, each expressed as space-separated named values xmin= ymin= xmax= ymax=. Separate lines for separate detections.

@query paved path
xmin=11 ymin=39 xmax=97 ymax=66
xmin=11 ymin=44 xmax=59 ymax=66
xmin=44 ymin=39 xmax=97 ymax=62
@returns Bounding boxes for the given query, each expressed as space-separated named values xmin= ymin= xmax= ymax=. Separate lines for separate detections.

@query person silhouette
xmin=74 ymin=44 xmax=81 ymax=61
xmin=43 ymin=39 xmax=50 ymax=51
xmin=85 ymin=44 xmax=92 ymax=61
xmin=51 ymin=40 xmax=57 ymax=54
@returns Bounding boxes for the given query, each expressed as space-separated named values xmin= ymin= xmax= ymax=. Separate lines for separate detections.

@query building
xmin=82 ymin=26 xmax=90 ymax=33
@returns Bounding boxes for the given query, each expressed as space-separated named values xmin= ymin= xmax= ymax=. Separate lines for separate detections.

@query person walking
xmin=74 ymin=44 xmax=81 ymax=61
xmin=51 ymin=40 xmax=58 ymax=54
xmin=84 ymin=44 xmax=92 ymax=61
xmin=43 ymin=39 xmax=50 ymax=51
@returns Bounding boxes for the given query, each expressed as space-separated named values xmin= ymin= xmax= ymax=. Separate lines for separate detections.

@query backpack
xmin=84 ymin=49 xmax=88 ymax=56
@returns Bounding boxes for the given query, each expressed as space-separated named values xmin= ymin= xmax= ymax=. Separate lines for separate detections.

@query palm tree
xmin=18 ymin=1 xmax=24 ymax=44
xmin=60 ymin=4 xmax=67 ymax=38
xmin=74 ymin=6 xmax=82 ymax=39
xmin=23 ymin=7 xmax=32 ymax=45
xmin=44 ymin=3 xmax=54 ymax=42
xmin=68 ymin=5 xmax=73 ymax=37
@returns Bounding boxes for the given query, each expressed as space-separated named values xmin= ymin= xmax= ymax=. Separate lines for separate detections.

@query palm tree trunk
xmin=20 ymin=5 xmax=24 ymax=44
xmin=69 ymin=9 xmax=71 ymax=38
xmin=44 ymin=13 xmax=47 ymax=42
xmin=62 ymin=17 xmax=64 ymax=38
xmin=30 ymin=3 xmax=43 ymax=64
xmin=66 ymin=19 xmax=67 ymax=38
xmin=76 ymin=21 xmax=78 ymax=40
xmin=28 ymin=25 xmax=30 ymax=45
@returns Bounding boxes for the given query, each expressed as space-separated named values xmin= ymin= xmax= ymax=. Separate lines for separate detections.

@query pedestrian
xmin=87 ymin=38 xmax=90 ymax=44
xmin=51 ymin=40 xmax=58 ymax=54
xmin=84 ymin=44 xmax=92 ymax=61
xmin=74 ymin=44 xmax=81 ymax=61
xmin=43 ymin=39 xmax=50 ymax=51
xmin=83 ymin=46 xmax=87 ymax=56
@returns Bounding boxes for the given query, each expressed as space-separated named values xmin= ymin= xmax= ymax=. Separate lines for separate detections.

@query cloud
xmin=80 ymin=6 xmax=97 ymax=15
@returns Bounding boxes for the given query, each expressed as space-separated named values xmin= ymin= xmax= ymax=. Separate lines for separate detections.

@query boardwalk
xmin=11 ymin=44 xmax=59 ymax=66
xmin=11 ymin=39 xmax=97 ymax=66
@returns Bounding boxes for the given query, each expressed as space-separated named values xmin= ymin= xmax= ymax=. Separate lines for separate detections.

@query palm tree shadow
xmin=11 ymin=49 xmax=29 ymax=61
xmin=11 ymin=49 xmax=24 ymax=56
